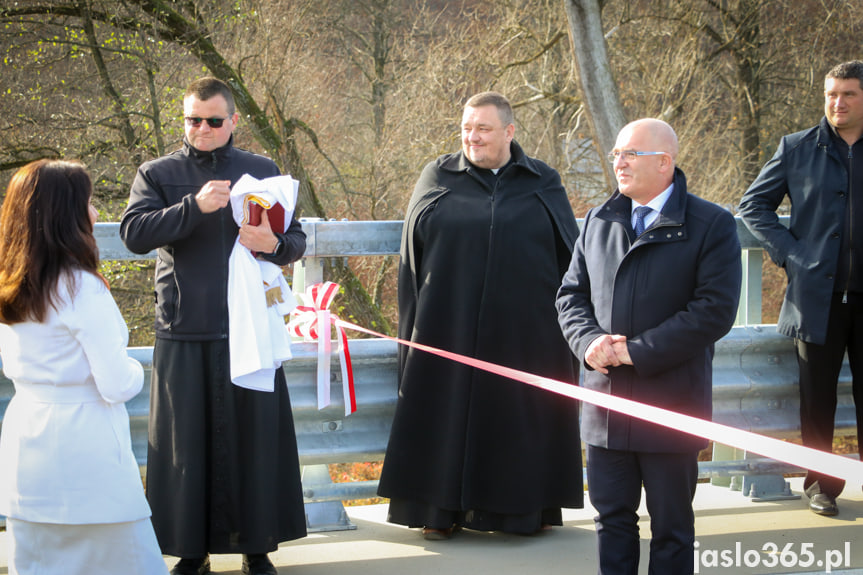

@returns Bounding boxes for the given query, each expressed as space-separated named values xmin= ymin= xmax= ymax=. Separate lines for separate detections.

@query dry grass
xmin=328 ymin=461 xmax=387 ymax=506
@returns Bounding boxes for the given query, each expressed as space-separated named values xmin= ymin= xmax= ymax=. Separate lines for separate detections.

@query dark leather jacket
xmin=739 ymin=117 xmax=863 ymax=345
xmin=120 ymin=138 xmax=306 ymax=340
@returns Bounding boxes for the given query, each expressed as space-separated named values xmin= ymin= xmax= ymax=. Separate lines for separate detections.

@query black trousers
xmin=796 ymin=292 xmax=863 ymax=498
xmin=587 ymin=445 xmax=699 ymax=575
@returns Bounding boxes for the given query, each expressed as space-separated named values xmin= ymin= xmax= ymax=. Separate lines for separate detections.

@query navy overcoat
xmin=557 ymin=168 xmax=742 ymax=452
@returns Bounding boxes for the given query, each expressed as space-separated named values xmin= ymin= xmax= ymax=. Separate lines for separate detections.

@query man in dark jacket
xmin=377 ymin=91 xmax=583 ymax=539
xmin=120 ymin=77 xmax=307 ymax=575
xmin=738 ymin=60 xmax=863 ymax=517
xmin=557 ymin=118 xmax=741 ymax=575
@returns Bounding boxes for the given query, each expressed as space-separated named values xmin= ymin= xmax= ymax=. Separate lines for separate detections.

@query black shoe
xmin=242 ymin=553 xmax=278 ymax=575
xmin=809 ymin=493 xmax=839 ymax=516
xmin=170 ymin=556 xmax=210 ymax=575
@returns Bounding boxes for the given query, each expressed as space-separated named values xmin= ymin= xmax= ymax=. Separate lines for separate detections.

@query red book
xmin=247 ymin=198 xmax=286 ymax=256
xmin=248 ymin=199 xmax=286 ymax=232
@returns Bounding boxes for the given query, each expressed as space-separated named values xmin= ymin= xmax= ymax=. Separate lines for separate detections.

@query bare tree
xmin=562 ymin=0 xmax=862 ymax=207
xmin=4 ymin=0 xmax=863 ymax=334
xmin=0 ymin=0 xmax=394 ymax=336
xmin=563 ymin=0 xmax=626 ymax=191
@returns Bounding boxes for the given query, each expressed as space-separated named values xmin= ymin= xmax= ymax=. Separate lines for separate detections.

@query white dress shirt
xmin=631 ymin=183 xmax=675 ymax=232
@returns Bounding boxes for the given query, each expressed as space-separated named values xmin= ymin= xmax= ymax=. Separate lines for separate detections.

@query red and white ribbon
xmin=289 ymin=282 xmax=356 ymax=415
xmin=337 ymin=319 xmax=863 ymax=485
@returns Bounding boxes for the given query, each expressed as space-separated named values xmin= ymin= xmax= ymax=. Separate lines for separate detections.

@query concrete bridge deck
xmin=2 ymin=477 xmax=860 ymax=575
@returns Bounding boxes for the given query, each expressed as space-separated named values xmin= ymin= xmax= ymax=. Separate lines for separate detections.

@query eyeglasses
xmin=184 ymin=116 xmax=228 ymax=128
xmin=607 ymin=150 xmax=667 ymax=163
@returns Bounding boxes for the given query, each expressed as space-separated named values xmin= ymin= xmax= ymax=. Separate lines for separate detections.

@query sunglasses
xmin=184 ymin=116 xmax=228 ymax=128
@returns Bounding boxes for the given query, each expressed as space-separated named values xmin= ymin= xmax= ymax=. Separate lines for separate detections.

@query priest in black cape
xmin=377 ymin=91 xmax=584 ymax=538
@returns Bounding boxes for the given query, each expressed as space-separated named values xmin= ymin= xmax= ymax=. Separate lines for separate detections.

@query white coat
xmin=0 ymin=270 xmax=151 ymax=524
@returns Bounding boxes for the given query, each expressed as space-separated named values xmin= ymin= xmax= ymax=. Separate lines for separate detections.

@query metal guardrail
xmin=104 ymin=324 xmax=852 ymax=468
xmin=714 ymin=325 xmax=855 ymax=435
xmin=0 ymin=217 xmax=856 ymax=520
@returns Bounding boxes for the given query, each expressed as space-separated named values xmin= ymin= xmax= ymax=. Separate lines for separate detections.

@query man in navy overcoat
xmin=557 ymin=118 xmax=742 ymax=574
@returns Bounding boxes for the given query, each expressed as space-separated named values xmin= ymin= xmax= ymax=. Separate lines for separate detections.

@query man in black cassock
xmin=121 ymin=77 xmax=307 ymax=575
xmin=377 ymin=91 xmax=584 ymax=539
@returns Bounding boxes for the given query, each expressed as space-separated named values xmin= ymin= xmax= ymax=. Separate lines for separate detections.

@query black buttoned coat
xmin=556 ymin=168 xmax=742 ymax=452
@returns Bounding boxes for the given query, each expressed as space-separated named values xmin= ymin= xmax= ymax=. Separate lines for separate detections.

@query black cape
xmin=378 ymin=143 xmax=584 ymax=533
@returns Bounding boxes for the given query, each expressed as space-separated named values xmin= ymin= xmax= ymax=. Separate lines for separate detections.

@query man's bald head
xmin=621 ymin=118 xmax=679 ymax=160
xmin=611 ymin=118 xmax=678 ymax=204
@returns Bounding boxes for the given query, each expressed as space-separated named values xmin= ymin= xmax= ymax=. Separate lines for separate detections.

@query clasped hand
xmin=585 ymin=334 xmax=632 ymax=375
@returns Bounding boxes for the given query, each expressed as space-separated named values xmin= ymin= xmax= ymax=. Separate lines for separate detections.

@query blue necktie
xmin=633 ymin=206 xmax=652 ymax=236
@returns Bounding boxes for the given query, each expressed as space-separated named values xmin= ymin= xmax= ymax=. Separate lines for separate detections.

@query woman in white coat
xmin=0 ymin=159 xmax=168 ymax=575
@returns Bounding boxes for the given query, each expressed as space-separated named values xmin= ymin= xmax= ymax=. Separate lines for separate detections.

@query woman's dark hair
xmin=0 ymin=159 xmax=100 ymax=323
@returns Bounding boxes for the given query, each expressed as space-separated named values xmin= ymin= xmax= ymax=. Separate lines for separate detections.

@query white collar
xmin=631 ymin=182 xmax=674 ymax=216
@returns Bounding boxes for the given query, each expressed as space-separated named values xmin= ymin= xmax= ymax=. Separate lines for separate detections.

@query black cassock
xmin=378 ymin=143 xmax=584 ymax=534
xmin=146 ymin=339 xmax=307 ymax=556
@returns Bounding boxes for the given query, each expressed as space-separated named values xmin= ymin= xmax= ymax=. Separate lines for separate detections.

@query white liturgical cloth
xmin=227 ymin=174 xmax=299 ymax=391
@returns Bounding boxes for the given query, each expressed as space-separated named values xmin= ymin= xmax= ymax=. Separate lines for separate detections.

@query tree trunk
xmin=563 ymin=0 xmax=626 ymax=190
xmin=732 ymin=0 xmax=763 ymax=187
xmin=80 ymin=5 xmax=141 ymax=165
